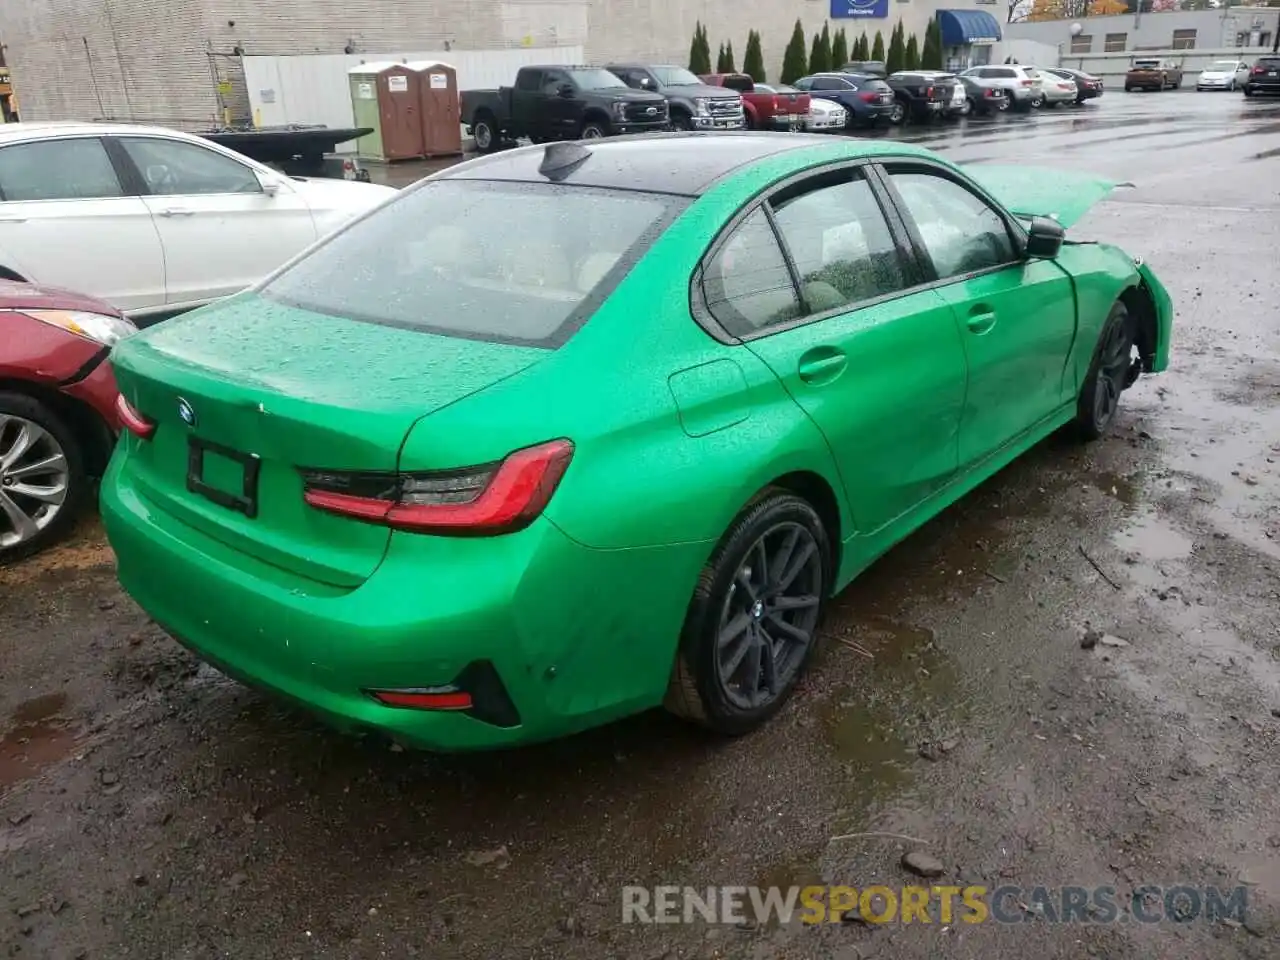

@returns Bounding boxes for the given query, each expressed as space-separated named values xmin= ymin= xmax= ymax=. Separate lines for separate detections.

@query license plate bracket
xmin=187 ymin=437 xmax=261 ymax=518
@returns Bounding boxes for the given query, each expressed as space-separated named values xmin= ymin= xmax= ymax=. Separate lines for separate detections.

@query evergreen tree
xmin=886 ymin=22 xmax=905 ymax=74
xmin=871 ymin=30 xmax=885 ymax=63
xmin=854 ymin=33 xmax=869 ymax=60
xmin=921 ymin=17 xmax=942 ymax=70
xmin=831 ymin=27 xmax=849 ymax=68
xmin=904 ymin=33 xmax=920 ymax=70
xmin=819 ymin=23 xmax=832 ymax=71
xmin=743 ymin=30 xmax=766 ymax=82
xmin=724 ymin=39 xmax=736 ymax=73
xmin=808 ymin=33 xmax=824 ymax=74
xmin=688 ymin=21 xmax=712 ymax=74
xmin=781 ymin=19 xmax=809 ymax=84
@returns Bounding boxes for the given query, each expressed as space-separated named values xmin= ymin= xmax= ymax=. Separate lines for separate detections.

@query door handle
xmin=966 ymin=307 xmax=997 ymax=335
xmin=159 ymin=207 xmax=193 ymax=217
xmin=797 ymin=348 xmax=847 ymax=385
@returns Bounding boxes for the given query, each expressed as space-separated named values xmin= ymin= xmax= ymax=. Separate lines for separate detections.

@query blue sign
xmin=830 ymin=0 xmax=889 ymax=18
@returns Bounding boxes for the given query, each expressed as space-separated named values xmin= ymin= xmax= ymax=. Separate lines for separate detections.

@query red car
xmin=0 ymin=280 xmax=134 ymax=561
xmin=700 ymin=73 xmax=810 ymax=130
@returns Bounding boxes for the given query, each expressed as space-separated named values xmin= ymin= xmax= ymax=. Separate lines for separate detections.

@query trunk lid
xmin=963 ymin=164 xmax=1119 ymax=229
xmin=111 ymin=294 xmax=547 ymax=587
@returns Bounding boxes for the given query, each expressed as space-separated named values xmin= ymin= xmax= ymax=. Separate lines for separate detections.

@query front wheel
xmin=0 ymin=392 xmax=87 ymax=564
xmin=1076 ymin=302 xmax=1137 ymax=442
xmin=664 ymin=492 xmax=830 ymax=735
xmin=670 ymin=112 xmax=693 ymax=131
xmin=579 ymin=120 xmax=610 ymax=139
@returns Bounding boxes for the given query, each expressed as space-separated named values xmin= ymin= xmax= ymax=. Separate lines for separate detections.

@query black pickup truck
xmin=884 ymin=71 xmax=954 ymax=123
xmin=461 ymin=65 xmax=669 ymax=152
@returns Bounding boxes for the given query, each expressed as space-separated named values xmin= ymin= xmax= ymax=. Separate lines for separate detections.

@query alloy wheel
xmin=474 ymin=122 xmax=492 ymax=151
xmin=1093 ymin=318 xmax=1133 ymax=427
xmin=0 ymin=414 xmax=70 ymax=551
xmin=889 ymin=102 xmax=905 ymax=124
xmin=715 ymin=522 xmax=823 ymax=710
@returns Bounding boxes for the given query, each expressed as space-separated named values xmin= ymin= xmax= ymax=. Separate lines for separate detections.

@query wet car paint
xmin=2 ymin=91 xmax=1280 ymax=959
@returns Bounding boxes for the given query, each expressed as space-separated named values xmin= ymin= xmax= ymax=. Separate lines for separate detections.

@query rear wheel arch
xmin=762 ymin=471 xmax=843 ymax=589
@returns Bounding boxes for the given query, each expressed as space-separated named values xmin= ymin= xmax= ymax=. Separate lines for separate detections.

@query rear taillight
xmin=368 ymin=687 xmax=473 ymax=711
xmin=926 ymin=86 xmax=934 ymax=98
xmin=859 ymin=91 xmax=878 ymax=102
xmin=115 ymin=395 xmax=156 ymax=440
xmin=1253 ymin=66 xmax=1266 ymax=75
xmin=774 ymin=95 xmax=783 ymax=109
xmin=302 ymin=438 xmax=574 ymax=536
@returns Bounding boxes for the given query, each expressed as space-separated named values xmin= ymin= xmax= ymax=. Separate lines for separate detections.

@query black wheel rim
xmin=1093 ymin=318 xmax=1133 ymax=426
xmin=475 ymin=123 xmax=491 ymax=149
xmin=715 ymin=522 xmax=823 ymax=710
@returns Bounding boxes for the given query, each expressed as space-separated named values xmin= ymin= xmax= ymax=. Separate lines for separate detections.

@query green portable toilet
xmin=348 ymin=62 xmax=427 ymax=162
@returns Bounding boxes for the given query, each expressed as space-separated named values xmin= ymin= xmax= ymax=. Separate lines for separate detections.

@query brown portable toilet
xmin=347 ymin=61 xmax=426 ymax=162
xmin=405 ymin=61 xmax=463 ymax=158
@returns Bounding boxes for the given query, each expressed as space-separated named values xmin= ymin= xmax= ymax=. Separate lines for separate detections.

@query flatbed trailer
xmin=199 ymin=124 xmax=374 ymax=180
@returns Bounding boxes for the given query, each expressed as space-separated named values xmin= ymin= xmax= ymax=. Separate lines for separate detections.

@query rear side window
xmin=515 ymin=70 xmax=543 ymax=91
xmin=702 ymin=208 xmax=801 ymax=337
xmin=0 ymin=138 xmax=123 ymax=202
xmin=118 ymin=137 xmax=261 ymax=195
xmin=261 ymin=179 xmax=683 ymax=348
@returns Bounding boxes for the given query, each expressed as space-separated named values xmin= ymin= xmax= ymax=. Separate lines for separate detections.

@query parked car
xmin=1195 ymin=60 xmax=1250 ymax=91
xmin=1125 ymin=58 xmax=1183 ymax=91
xmin=840 ymin=61 xmax=887 ymax=78
xmin=1 ymin=279 xmax=133 ymax=561
xmin=793 ymin=73 xmax=895 ymax=127
xmin=956 ymin=75 xmax=1011 ymax=115
xmin=606 ymin=64 xmax=746 ymax=131
xmin=805 ymin=96 xmax=849 ymax=131
xmin=897 ymin=71 xmax=969 ymax=117
xmin=1242 ymin=55 xmax=1280 ymax=97
xmin=1029 ymin=68 xmax=1078 ymax=107
xmin=958 ymin=65 xmax=1041 ymax=111
xmin=462 ymin=65 xmax=669 ymax=153
xmin=0 ymin=123 xmax=395 ymax=323
xmin=101 ymin=133 xmax=1172 ymax=751
xmin=1042 ymin=67 xmax=1103 ymax=103
xmin=699 ymin=74 xmax=809 ymax=130
xmin=884 ymin=72 xmax=956 ymax=122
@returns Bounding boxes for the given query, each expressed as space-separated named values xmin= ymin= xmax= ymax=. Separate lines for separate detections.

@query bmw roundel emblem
xmin=177 ymin=397 xmax=196 ymax=427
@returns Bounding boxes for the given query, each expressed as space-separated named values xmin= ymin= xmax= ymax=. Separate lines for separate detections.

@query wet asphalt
xmin=2 ymin=90 xmax=1280 ymax=959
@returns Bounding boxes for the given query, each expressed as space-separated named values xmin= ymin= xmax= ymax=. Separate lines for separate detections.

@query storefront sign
xmin=830 ymin=0 xmax=889 ymax=18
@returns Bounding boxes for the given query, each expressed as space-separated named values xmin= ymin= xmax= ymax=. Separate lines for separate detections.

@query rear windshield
xmin=260 ymin=179 xmax=683 ymax=348
xmin=1133 ymin=60 xmax=1160 ymax=68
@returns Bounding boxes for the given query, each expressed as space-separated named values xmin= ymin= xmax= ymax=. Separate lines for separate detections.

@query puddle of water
xmin=0 ymin=692 xmax=75 ymax=793
xmin=1089 ymin=469 xmax=1141 ymax=507
xmin=1112 ymin=510 xmax=1194 ymax=562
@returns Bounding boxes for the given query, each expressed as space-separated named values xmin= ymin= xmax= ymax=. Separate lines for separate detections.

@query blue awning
xmin=938 ymin=10 xmax=1003 ymax=45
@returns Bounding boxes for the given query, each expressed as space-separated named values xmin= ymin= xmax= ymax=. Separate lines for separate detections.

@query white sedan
xmin=0 ymin=122 xmax=395 ymax=320
xmin=1196 ymin=60 xmax=1250 ymax=91
xmin=805 ymin=97 xmax=849 ymax=131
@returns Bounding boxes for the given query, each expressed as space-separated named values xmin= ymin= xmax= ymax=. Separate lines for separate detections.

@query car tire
xmin=579 ymin=120 xmax=610 ymax=139
xmin=664 ymin=491 xmax=830 ymax=735
xmin=957 ymin=98 xmax=972 ymax=116
xmin=1075 ymin=302 xmax=1137 ymax=442
xmin=1031 ymin=93 xmax=1045 ymax=108
xmin=888 ymin=101 xmax=906 ymax=124
xmin=670 ymin=112 xmax=693 ymax=131
xmin=471 ymin=114 xmax=500 ymax=153
xmin=1243 ymin=87 xmax=1253 ymax=97
xmin=0 ymin=391 xmax=89 ymax=564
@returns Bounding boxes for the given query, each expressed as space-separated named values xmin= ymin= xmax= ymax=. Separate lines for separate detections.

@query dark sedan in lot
xmin=1243 ymin=55 xmax=1280 ymax=97
xmin=792 ymin=72 xmax=896 ymax=127
xmin=1044 ymin=66 xmax=1104 ymax=103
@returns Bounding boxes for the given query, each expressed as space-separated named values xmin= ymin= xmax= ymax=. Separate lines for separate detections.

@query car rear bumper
xmin=769 ymin=114 xmax=808 ymax=130
xmin=1244 ymin=80 xmax=1280 ymax=94
xmin=101 ymin=449 xmax=709 ymax=751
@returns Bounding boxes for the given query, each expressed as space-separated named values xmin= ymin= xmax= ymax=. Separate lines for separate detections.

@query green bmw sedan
xmin=101 ymin=133 xmax=1172 ymax=751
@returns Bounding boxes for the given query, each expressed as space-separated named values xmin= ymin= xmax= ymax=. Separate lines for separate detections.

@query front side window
xmin=769 ymin=172 xmax=906 ymax=313
xmin=118 ymin=137 xmax=260 ymax=196
xmin=566 ymin=68 xmax=627 ymax=90
xmin=702 ymin=208 xmax=801 ymax=338
xmin=0 ymin=138 xmax=122 ymax=202
xmin=888 ymin=170 xmax=1016 ymax=280
xmin=261 ymin=179 xmax=681 ymax=347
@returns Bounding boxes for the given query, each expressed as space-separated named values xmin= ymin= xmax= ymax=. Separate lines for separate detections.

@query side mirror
xmin=557 ymin=82 xmax=574 ymax=98
xmin=1025 ymin=216 xmax=1065 ymax=259
xmin=256 ymin=171 xmax=281 ymax=196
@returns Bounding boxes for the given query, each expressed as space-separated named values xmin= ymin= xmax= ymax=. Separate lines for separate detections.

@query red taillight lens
xmin=1253 ymin=67 xmax=1266 ymax=75
xmin=926 ymin=86 xmax=934 ymax=98
xmin=368 ymin=687 xmax=473 ymax=711
xmin=859 ymin=91 xmax=878 ymax=102
xmin=302 ymin=438 xmax=574 ymax=536
xmin=115 ymin=394 xmax=156 ymax=439
xmin=1021 ymin=78 xmax=1034 ymax=86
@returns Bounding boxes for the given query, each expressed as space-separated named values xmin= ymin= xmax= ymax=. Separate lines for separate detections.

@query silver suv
xmin=959 ymin=64 xmax=1043 ymax=110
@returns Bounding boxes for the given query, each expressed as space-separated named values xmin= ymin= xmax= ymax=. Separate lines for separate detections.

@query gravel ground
xmin=2 ymin=91 xmax=1279 ymax=960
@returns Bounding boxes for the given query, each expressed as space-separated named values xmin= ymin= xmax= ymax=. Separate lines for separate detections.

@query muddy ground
xmin=3 ymin=92 xmax=1280 ymax=960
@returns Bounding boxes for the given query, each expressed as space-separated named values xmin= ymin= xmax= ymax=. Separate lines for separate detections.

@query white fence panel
xmin=243 ymin=45 xmax=584 ymax=146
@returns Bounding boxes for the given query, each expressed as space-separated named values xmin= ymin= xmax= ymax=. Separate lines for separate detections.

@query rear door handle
xmin=159 ymin=207 xmax=193 ymax=217
xmin=797 ymin=348 xmax=848 ymax=385
xmin=966 ymin=307 xmax=997 ymax=335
